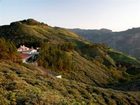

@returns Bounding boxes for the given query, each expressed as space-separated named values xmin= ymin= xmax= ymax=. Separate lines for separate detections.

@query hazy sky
xmin=0 ymin=0 xmax=140 ymax=31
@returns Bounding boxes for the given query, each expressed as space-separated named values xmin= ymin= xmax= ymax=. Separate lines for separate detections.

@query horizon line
xmin=0 ymin=18 xmax=140 ymax=32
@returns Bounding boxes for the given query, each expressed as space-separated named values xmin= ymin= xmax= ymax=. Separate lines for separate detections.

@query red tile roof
xmin=20 ymin=53 xmax=31 ymax=59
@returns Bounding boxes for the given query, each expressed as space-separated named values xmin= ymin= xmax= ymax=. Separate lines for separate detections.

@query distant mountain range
xmin=70 ymin=28 xmax=140 ymax=59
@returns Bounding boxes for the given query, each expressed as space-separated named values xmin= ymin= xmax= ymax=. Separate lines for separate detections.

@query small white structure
xmin=17 ymin=45 xmax=39 ymax=54
xmin=27 ymin=49 xmax=38 ymax=54
xmin=17 ymin=45 xmax=30 ymax=52
xmin=56 ymin=75 xmax=62 ymax=79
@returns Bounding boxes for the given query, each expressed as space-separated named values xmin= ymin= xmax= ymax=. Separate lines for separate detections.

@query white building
xmin=17 ymin=45 xmax=30 ymax=52
xmin=17 ymin=45 xmax=39 ymax=63
xmin=17 ymin=45 xmax=39 ymax=54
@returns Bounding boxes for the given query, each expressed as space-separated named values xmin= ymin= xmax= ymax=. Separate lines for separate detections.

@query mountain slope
xmin=0 ymin=61 xmax=140 ymax=105
xmin=0 ymin=19 xmax=140 ymax=104
xmin=70 ymin=28 xmax=140 ymax=59
xmin=0 ymin=19 xmax=81 ymax=47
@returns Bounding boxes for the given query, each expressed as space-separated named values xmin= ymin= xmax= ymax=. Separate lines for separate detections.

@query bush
xmin=38 ymin=42 xmax=73 ymax=71
xmin=0 ymin=38 xmax=20 ymax=62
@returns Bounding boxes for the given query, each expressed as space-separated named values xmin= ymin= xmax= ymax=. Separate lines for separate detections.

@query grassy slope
xmin=108 ymin=49 xmax=140 ymax=75
xmin=0 ymin=61 xmax=140 ymax=105
xmin=0 ymin=19 xmax=140 ymax=104
xmin=0 ymin=19 xmax=81 ymax=47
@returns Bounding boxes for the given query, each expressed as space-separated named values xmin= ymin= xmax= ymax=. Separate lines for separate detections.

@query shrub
xmin=38 ymin=42 xmax=73 ymax=71
xmin=0 ymin=38 xmax=20 ymax=62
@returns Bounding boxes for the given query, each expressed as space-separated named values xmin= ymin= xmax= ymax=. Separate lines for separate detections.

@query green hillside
xmin=0 ymin=61 xmax=140 ymax=105
xmin=70 ymin=28 xmax=140 ymax=59
xmin=0 ymin=19 xmax=140 ymax=105
xmin=0 ymin=19 xmax=81 ymax=47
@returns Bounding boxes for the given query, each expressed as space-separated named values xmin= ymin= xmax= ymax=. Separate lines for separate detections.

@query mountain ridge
xmin=70 ymin=27 xmax=140 ymax=59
